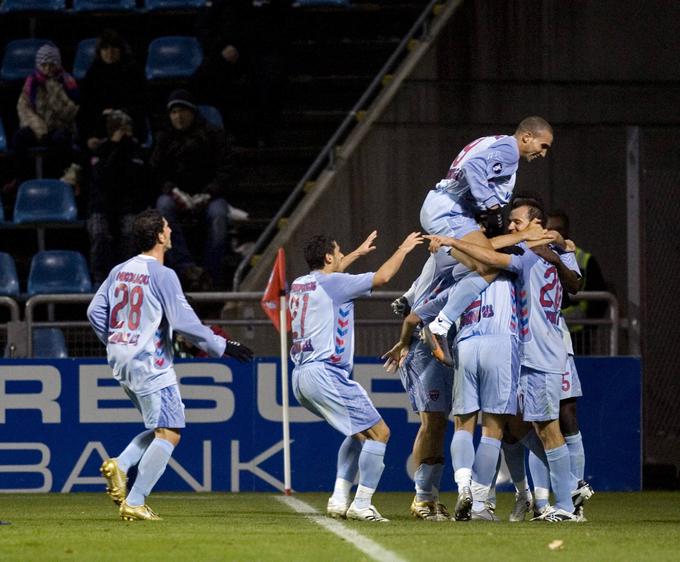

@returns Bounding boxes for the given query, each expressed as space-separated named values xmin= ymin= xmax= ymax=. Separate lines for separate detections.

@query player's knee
xmin=155 ymin=427 xmax=181 ymax=446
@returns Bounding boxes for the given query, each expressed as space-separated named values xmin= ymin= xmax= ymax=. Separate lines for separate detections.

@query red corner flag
xmin=261 ymin=248 xmax=291 ymax=332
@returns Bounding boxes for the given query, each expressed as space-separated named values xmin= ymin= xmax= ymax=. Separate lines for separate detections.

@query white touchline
xmin=276 ymin=496 xmax=408 ymax=562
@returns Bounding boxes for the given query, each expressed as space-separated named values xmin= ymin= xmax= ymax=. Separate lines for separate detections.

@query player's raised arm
xmin=339 ymin=230 xmax=377 ymax=272
xmin=372 ymin=232 xmax=424 ymax=287
xmin=429 ymin=235 xmax=513 ymax=270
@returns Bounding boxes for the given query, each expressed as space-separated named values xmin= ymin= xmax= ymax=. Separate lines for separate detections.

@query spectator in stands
xmin=78 ymin=30 xmax=149 ymax=152
xmin=152 ymin=89 xmax=237 ymax=290
xmin=14 ymin=43 xmax=80 ymax=181
xmin=194 ymin=0 xmax=292 ymax=146
xmin=547 ymin=210 xmax=608 ymax=354
xmin=87 ymin=110 xmax=152 ymax=286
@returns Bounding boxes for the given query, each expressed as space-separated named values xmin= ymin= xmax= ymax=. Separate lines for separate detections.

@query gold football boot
xmin=410 ymin=496 xmax=439 ymax=521
xmin=119 ymin=500 xmax=162 ymax=521
xmin=100 ymin=458 xmax=127 ymax=506
xmin=435 ymin=502 xmax=451 ymax=521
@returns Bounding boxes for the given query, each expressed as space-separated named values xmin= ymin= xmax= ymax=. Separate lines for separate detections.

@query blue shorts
xmin=453 ymin=335 xmax=519 ymax=415
xmin=292 ymin=362 xmax=381 ymax=436
xmin=561 ymin=355 xmax=583 ymax=400
xmin=399 ymin=341 xmax=453 ymax=413
xmin=518 ymin=366 xmax=562 ymax=422
xmin=124 ymin=384 xmax=186 ymax=429
xmin=419 ymin=190 xmax=481 ymax=238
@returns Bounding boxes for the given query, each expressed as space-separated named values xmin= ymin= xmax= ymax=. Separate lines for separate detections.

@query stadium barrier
xmin=11 ymin=291 xmax=621 ymax=358
xmin=0 ymin=355 xmax=640 ymax=493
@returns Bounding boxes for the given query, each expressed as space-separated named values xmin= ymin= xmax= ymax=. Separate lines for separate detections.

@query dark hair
xmin=132 ymin=209 xmax=165 ymax=253
xmin=548 ymin=208 xmax=570 ymax=230
xmin=511 ymin=195 xmax=547 ymax=226
xmin=515 ymin=116 xmax=553 ymax=137
xmin=304 ymin=235 xmax=336 ymax=270
xmin=96 ymin=29 xmax=129 ymax=60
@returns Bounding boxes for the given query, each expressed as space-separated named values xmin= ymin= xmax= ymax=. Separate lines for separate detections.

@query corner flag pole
xmin=279 ymin=292 xmax=292 ymax=495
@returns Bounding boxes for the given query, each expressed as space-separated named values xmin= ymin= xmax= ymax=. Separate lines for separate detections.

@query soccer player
xmin=418 ymin=117 xmax=553 ymax=365
xmin=429 ymin=197 xmax=591 ymax=522
xmin=290 ymin=230 xmax=423 ymax=522
xmin=87 ymin=209 xmax=253 ymax=521
xmin=382 ymin=277 xmax=454 ymax=521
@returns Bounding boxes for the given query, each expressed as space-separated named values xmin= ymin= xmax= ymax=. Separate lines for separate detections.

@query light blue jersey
xmin=87 ymin=255 xmax=226 ymax=396
xmin=506 ymin=244 xmax=566 ymax=374
xmin=289 ymin=270 xmax=374 ymax=372
xmin=420 ymin=135 xmax=519 ymax=239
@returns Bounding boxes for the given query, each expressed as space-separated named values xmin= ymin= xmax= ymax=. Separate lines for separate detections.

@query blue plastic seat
xmin=145 ymin=36 xmax=203 ymax=81
xmin=0 ymin=252 xmax=20 ymax=296
xmin=28 ymin=250 xmax=92 ymax=295
xmin=1 ymin=39 xmax=52 ymax=82
xmin=198 ymin=105 xmax=224 ymax=130
xmin=0 ymin=0 xmax=65 ymax=13
xmin=14 ymin=179 xmax=77 ymax=224
xmin=72 ymin=38 xmax=97 ymax=81
xmin=73 ymin=0 xmax=136 ymax=12
xmin=0 ymin=117 xmax=7 ymax=153
xmin=32 ymin=328 xmax=68 ymax=358
xmin=144 ymin=0 xmax=205 ymax=11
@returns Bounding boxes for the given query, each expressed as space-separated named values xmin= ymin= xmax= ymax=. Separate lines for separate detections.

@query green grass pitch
xmin=1 ymin=492 xmax=679 ymax=561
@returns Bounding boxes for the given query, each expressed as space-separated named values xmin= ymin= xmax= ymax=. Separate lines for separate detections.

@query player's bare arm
xmin=372 ymin=232 xmax=424 ymax=287
xmin=381 ymin=311 xmax=421 ymax=373
xmin=530 ymin=244 xmax=582 ymax=294
xmin=339 ymin=230 xmax=377 ymax=271
xmin=443 ymin=237 xmax=513 ymax=269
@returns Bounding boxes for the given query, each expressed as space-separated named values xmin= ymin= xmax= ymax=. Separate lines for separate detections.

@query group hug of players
xmin=287 ymin=116 xmax=594 ymax=524
xmin=381 ymin=116 xmax=593 ymax=523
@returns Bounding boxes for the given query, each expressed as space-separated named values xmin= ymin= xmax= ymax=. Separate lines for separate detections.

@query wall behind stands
xmin=0 ymin=357 xmax=640 ymax=493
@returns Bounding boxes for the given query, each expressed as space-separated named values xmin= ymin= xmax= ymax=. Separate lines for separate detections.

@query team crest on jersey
xmin=429 ymin=390 xmax=440 ymax=401
xmin=492 ymin=162 xmax=503 ymax=174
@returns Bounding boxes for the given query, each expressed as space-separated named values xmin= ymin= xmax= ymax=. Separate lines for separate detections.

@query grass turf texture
xmin=1 ymin=492 xmax=679 ymax=561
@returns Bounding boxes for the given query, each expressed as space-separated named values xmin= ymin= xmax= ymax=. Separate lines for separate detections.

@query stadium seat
xmin=32 ymin=328 xmax=68 ymax=358
xmin=72 ymin=0 xmax=136 ymax=12
xmin=0 ymin=117 xmax=7 ymax=153
xmin=27 ymin=250 xmax=92 ymax=295
xmin=72 ymin=38 xmax=97 ymax=81
xmin=144 ymin=0 xmax=205 ymax=11
xmin=0 ymin=252 xmax=20 ymax=296
xmin=13 ymin=179 xmax=77 ymax=224
xmin=1 ymin=38 xmax=52 ymax=82
xmin=198 ymin=105 xmax=224 ymax=130
xmin=0 ymin=0 xmax=65 ymax=12
xmin=145 ymin=36 xmax=203 ymax=81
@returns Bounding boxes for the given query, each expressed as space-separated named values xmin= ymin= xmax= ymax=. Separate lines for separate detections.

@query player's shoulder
xmin=488 ymin=135 xmax=519 ymax=161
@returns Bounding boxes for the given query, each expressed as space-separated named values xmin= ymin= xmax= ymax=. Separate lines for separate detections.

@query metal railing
xmin=233 ymin=0 xmax=458 ymax=290
xmin=17 ymin=290 xmax=620 ymax=358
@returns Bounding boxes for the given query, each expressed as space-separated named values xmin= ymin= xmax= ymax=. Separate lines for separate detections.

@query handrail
xmin=233 ymin=0 xmax=450 ymax=290
xmin=0 ymin=296 xmax=20 ymax=322
xmin=569 ymin=290 xmax=619 ymax=356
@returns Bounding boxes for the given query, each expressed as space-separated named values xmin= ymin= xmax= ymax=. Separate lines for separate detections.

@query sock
xmin=429 ymin=273 xmax=490 ymax=335
xmin=355 ymin=440 xmax=386 ymax=509
xmin=534 ymin=486 xmax=550 ymax=510
xmin=125 ymin=438 xmax=174 ymax=507
xmin=565 ymin=432 xmax=585 ymax=481
xmin=528 ymin=449 xmax=551 ymax=508
xmin=431 ymin=463 xmax=444 ymax=502
xmin=471 ymin=436 xmax=501 ymax=511
xmin=330 ymin=436 xmax=361 ymax=503
xmin=116 ymin=429 xmax=155 ymax=473
xmin=451 ymin=431 xmax=474 ymax=491
xmin=414 ymin=464 xmax=436 ymax=502
xmin=501 ymin=441 xmax=528 ymax=491
xmin=485 ymin=454 xmax=501 ymax=509
xmin=545 ymin=444 xmax=574 ymax=512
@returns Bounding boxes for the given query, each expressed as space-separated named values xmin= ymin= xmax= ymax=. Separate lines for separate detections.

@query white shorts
xmin=561 ymin=355 xmax=583 ymax=400
xmin=292 ymin=362 xmax=381 ymax=436
xmin=124 ymin=384 xmax=186 ymax=429
xmin=453 ymin=334 xmax=519 ymax=415
xmin=420 ymin=189 xmax=480 ymax=238
xmin=399 ymin=340 xmax=453 ymax=413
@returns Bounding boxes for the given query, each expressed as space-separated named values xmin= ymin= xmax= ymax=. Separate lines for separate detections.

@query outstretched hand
xmin=224 ymin=340 xmax=254 ymax=363
xmin=398 ymin=232 xmax=425 ymax=253
xmin=381 ymin=341 xmax=409 ymax=374
xmin=355 ymin=230 xmax=378 ymax=257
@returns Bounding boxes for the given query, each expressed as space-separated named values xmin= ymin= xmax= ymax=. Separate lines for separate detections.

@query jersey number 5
xmin=110 ymin=284 xmax=144 ymax=330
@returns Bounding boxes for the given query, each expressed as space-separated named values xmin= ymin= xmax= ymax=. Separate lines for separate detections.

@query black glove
xmin=224 ymin=340 xmax=254 ymax=363
xmin=390 ymin=296 xmax=411 ymax=317
xmin=484 ymin=206 xmax=507 ymax=237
